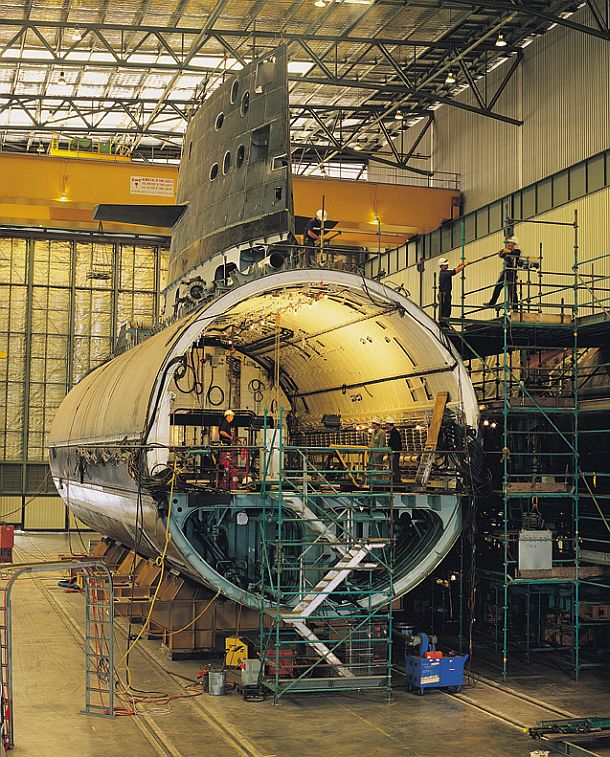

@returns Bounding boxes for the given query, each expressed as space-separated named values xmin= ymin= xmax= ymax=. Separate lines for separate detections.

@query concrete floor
xmin=7 ymin=533 xmax=610 ymax=757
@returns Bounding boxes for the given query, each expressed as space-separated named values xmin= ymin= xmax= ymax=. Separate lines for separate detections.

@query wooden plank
xmin=415 ymin=391 xmax=449 ymax=486
xmin=423 ymin=391 xmax=449 ymax=452
xmin=511 ymin=312 xmax=571 ymax=324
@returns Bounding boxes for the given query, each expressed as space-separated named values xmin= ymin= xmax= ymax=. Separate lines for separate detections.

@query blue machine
xmin=404 ymin=632 xmax=468 ymax=695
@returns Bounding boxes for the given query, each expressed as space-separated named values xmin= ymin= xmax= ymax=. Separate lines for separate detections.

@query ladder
xmin=82 ymin=569 xmax=115 ymax=718
xmin=0 ymin=570 xmax=10 ymax=753
xmin=415 ymin=391 xmax=449 ymax=486
xmin=0 ymin=561 xmax=114 ymax=750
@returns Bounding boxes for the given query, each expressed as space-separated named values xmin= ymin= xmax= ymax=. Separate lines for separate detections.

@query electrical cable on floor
xmin=117 ymin=458 xmax=178 ymax=691
xmin=113 ymin=459 xmax=220 ymax=709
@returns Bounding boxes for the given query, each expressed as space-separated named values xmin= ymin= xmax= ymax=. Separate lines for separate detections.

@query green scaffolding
xmin=447 ymin=211 xmax=610 ymax=679
xmin=258 ymin=409 xmax=395 ymax=702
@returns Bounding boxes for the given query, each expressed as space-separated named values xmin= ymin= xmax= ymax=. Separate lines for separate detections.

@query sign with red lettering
xmin=130 ymin=176 xmax=175 ymax=197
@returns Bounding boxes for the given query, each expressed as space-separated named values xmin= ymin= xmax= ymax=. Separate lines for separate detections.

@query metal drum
xmin=208 ymin=669 xmax=226 ymax=696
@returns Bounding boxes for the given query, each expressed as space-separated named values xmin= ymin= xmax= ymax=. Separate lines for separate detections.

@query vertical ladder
xmin=0 ymin=572 xmax=11 ymax=752
xmin=82 ymin=570 xmax=115 ymax=718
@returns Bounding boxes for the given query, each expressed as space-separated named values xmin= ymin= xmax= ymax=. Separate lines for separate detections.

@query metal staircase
xmin=284 ymin=542 xmax=383 ymax=619
xmin=281 ymin=541 xmax=384 ymax=680
xmin=259 ymin=428 xmax=394 ymax=702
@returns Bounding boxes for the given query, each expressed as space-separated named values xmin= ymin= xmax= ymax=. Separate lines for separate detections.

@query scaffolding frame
xmin=0 ymin=560 xmax=115 ymax=750
xmin=445 ymin=211 xmax=610 ymax=679
xmin=258 ymin=410 xmax=395 ymax=702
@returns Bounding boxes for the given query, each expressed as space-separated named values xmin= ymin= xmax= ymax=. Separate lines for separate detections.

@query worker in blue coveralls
xmin=438 ymin=257 xmax=468 ymax=321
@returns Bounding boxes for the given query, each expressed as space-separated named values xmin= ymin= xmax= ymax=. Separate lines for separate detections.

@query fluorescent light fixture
xmin=495 ymin=33 xmax=507 ymax=47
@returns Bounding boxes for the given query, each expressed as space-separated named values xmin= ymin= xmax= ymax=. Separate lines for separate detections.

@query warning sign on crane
xmin=130 ymin=176 xmax=175 ymax=197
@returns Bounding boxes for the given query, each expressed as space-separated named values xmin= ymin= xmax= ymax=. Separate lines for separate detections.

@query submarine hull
xmin=49 ymin=269 xmax=479 ymax=611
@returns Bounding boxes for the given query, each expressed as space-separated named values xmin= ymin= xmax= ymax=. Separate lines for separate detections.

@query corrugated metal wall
xmin=0 ymin=232 xmax=169 ymax=528
xmin=370 ymin=6 xmax=609 ymax=211
xmin=522 ymin=10 xmax=610 ymax=186
xmin=387 ymin=187 xmax=610 ymax=319
xmin=432 ymin=61 xmax=521 ymax=210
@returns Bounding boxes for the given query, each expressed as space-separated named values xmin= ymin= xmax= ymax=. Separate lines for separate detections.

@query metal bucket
xmin=208 ymin=669 xmax=226 ymax=696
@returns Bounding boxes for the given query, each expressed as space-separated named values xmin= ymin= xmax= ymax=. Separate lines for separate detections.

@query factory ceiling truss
xmin=0 ymin=0 xmax=604 ymax=173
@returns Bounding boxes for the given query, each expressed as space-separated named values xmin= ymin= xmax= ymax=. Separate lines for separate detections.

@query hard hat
xmin=385 ymin=417 xmax=396 ymax=425
xmin=224 ymin=409 xmax=235 ymax=417
xmin=315 ymin=209 xmax=328 ymax=221
xmin=439 ymin=257 xmax=449 ymax=266
xmin=507 ymin=237 xmax=519 ymax=245
xmin=371 ymin=417 xmax=382 ymax=425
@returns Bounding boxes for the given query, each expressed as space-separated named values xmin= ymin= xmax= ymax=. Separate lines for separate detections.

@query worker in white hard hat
xmin=438 ymin=256 xmax=468 ymax=321
xmin=301 ymin=208 xmax=330 ymax=267
xmin=368 ymin=417 xmax=386 ymax=476
xmin=484 ymin=236 xmax=522 ymax=310
xmin=219 ymin=409 xmax=236 ymax=445
xmin=385 ymin=417 xmax=403 ymax=486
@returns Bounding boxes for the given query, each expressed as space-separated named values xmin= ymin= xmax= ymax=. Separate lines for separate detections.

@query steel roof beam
xmin=424 ymin=0 xmax=610 ymax=42
xmin=0 ymin=18 xmax=517 ymax=52
xmin=0 ymin=93 xmax=413 ymax=114
xmin=299 ymin=75 xmax=523 ymax=126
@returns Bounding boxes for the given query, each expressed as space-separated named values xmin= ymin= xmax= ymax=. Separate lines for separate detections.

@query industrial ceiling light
xmin=353 ymin=143 xmax=363 ymax=151
xmin=314 ymin=0 xmax=327 ymax=6
xmin=72 ymin=28 xmax=83 ymax=41
xmin=58 ymin=70 xmax=67 ymax=84
xmin=495 ymin=33 xmax=508 ymax=47
xmin=445 ymin=70 xmax=456 ymax=85
xmin=395 ymin=109 xmax=404 ymax=120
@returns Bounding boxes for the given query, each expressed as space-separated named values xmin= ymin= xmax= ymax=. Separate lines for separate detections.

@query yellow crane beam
xmin=0 ymin=153 xmax=459 ymax=243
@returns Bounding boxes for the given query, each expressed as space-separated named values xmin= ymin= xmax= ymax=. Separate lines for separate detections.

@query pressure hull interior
xmin=49 ymin=269 xmax=479 ymax=611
